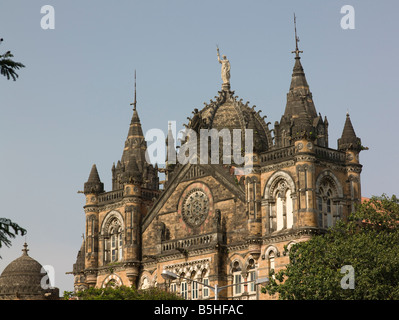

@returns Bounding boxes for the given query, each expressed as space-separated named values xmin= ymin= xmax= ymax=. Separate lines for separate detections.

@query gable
xmin=142 ymin=164 xmax=245 ymax=233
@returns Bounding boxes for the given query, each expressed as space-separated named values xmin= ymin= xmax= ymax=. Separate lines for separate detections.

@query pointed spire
xmin=288 ymin=14 xmax=311 ymax=96
xmin=127 ymin=71 xmax=143 ymax=132
xmin=274 ymin=15 xmax=325 ymax=146
xmin=283 ymin=14 xmax=317 ymax=121
xmin=113 ymin=72 xmax=159 ymax=191
xmin=84 ymin=164 xmax=104 ymax=194
xmin=87 ymin=164 xmax=101 ymax=183
xmin=165 ymin=121 xmax=177 ymax=165
xmin=342 ymin=112 xmax=357 ymax=139
xmin=338 ymin=112 xmax=362 ymax=151
xmin=166 ymin=122 xmax=175 ymax=148
xmin=118 ymin=72 xmax=150 ymax=185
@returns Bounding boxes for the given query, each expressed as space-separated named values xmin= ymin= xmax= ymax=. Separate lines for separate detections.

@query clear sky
xmin=0 ymin=0 xmax=398 ymax=294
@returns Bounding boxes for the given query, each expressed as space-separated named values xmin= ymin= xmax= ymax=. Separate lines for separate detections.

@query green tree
xmin=64 ymin=285 xmax=184 ymax=300
xmin=262 ymin=195 xmax=399 ymax=300
xmin=0 ymin=218 xmax=27 ymax=258
xmin=0 ymin=38 xmax=25 ymax=81
xmin=0 ymin=38 xmax=26 ymax=257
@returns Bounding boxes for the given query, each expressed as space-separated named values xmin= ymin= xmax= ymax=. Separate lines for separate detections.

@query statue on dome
xmin=217 ymin=46 xmax=230 ymax=85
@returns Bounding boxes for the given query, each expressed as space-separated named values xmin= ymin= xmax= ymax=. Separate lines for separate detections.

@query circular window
xmin=182 ymin=189 xmax=210 ymax=228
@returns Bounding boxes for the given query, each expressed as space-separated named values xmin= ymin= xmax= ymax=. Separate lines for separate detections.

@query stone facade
xmin=72 ymin=46 xmax=364 ymax=300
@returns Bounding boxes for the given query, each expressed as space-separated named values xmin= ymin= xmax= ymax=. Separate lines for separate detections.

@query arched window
xmin=103 ymin=217 xmax=124 ymax=263
xmin=317 ymin=182 xmax=337 ymax=228
xmin=247 ymin=258 xmax=256 ymax=294
xmin=190 ymin=271 xmax=199 ymax=300
xmin=102 ymin=274 xmax=123 ymax=288
xmin=110 ymin=225 xmax=122 ymax=262
xmin=264 ymin=172 xmax=296 ymax=233
xmin=232 ymin=261 xmax=242 ymax=296
xmin=105 ymin=279 xmax=117 ymax=288
xmin=316 ymin=171 xmax=343 ymax=229
xmin=180 ymin=272 xmax=188 ymax=300
xmin=273 ymin=180 xmax=294 ymax=231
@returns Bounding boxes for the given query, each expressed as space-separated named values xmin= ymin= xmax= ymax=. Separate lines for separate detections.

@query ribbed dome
xmin=0 ymin=243 xmax=53 ymax=300
xmin=186 ymin=89 xmax=273 ymax=154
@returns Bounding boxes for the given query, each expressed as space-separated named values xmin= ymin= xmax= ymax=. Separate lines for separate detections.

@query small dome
xmin=0 ymin=243 xmax=58 ymax=300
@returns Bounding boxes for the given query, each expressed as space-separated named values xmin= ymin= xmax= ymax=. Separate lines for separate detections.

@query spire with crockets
xmin=338 ymin=112 xmax=363 ymax=152
xmin=84 ymin=164 xmax=104 ymax=194
xmin=274 ymin=14 xmax=329 ymax=148
xmin=112 ymin=71 xmax=159 ymax=191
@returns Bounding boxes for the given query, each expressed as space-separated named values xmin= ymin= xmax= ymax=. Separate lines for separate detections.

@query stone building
xmin=72 ymin=39 xmax=364 ymax=300
xmin=0 ymin=243 xmax=59 ymax=300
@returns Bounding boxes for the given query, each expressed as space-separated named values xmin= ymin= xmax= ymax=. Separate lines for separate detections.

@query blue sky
xmin=0 ymin=1 xmax=398 ymax=294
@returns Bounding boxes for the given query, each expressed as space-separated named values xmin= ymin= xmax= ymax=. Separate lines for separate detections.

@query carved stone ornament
xmin=182 ymin=189 xmax=210 ymax=228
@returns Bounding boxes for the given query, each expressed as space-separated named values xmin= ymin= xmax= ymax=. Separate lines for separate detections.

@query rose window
xmin=182 ymin=189 xmax=209 ymax=228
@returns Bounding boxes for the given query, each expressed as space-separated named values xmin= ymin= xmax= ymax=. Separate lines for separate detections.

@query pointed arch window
xmin=104 ymin=218 xmax=124 ymax=263
xmin=317 ymin=182 xmax=338 ymax=228
xmin=273 ymin=180 xmax=294 ymax=231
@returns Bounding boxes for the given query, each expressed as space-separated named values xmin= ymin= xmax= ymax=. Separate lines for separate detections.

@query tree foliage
xmin=0 ymin=218 xmax=27 ymax=258
xmin=0 ymin=38 xmax=25 ymax=81
xmin=65 ymin=285 xmax=184 ymax=300
xmin=262 ymin=195 xmax=399 ymax=300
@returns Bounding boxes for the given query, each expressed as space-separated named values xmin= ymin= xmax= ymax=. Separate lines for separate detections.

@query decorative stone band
xmin=164 ymin=257 xmax=212 ymax=277
xmin=161 ymin=232 xmax=218 ymax=252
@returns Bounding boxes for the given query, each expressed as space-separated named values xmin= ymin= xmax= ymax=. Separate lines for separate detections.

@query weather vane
xmin=130 ymin=70 xmax=137 ymax=111
xmin=292 ymin=13 xmax=303 ymax=57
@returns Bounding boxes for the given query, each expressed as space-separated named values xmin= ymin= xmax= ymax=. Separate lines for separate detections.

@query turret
xmin=84 ymin=164 xmax=104 ymax=196
xmin=338 ymin=112 xmax=363 ymax=157
xmin=274 ymin=15 xmax=328 ymax=149
xmin=338 ymin=112 xmax=365 ymax=213
xmin=112 ymin=71 xmax=159 ymax=191
xmin=83 ymin=164 xmax=103 ymax=286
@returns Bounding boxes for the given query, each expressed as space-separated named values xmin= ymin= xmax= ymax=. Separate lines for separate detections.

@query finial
xmin=22 ymin=242 xmax=29 ymax=256
xmin=130 ymin=70 xmax=137 ymax=111
xmin=292 ymin=13 xmax=303 ymax=58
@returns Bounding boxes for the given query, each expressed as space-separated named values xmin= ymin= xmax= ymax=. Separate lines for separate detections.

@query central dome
xmin=185 ymin=89 xmax=273 ymax=154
